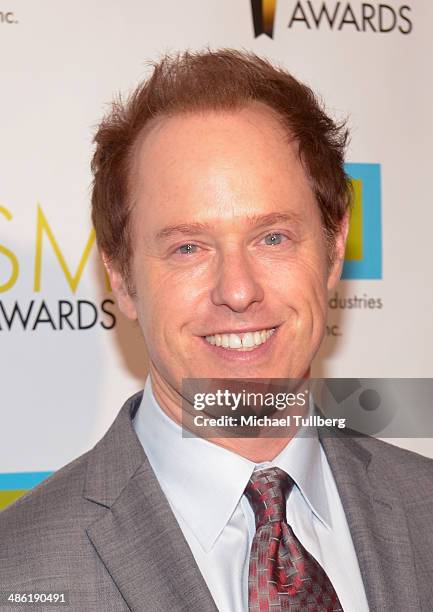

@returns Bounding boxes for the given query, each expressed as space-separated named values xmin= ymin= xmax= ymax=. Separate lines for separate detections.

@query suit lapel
xmin=83 ymin=392 xmax=217 ymax=612
xmin=320 ymin=430 xmax=421 ymax=611
xmin=83 ymin=391 xmax=423 ymax=611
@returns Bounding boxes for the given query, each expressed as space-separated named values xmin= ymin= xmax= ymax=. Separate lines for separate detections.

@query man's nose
xmin=210 ymin=249 xmax=265 ymax=313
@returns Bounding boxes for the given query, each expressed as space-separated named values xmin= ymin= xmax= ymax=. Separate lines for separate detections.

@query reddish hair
xmin=91 ymin=49 xmax=350 ymax=289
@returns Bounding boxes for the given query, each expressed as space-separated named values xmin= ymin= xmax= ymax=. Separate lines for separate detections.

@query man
xmin=1 ymin=49 xmax=433 ymax=612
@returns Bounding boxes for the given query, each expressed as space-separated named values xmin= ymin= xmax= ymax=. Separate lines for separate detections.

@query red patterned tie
xmin=245 ymin=467 xmax=343 ymax=611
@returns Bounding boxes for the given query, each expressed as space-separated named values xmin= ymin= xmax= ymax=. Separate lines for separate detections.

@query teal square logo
xmin=342 ymin=163 xmax=382 ymax=279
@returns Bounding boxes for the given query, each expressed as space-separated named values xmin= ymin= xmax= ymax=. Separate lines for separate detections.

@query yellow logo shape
xmin=345 ymin=178 xmax=363 ymax=261
xmin=251 ymin=0 xmax=277 ymax=38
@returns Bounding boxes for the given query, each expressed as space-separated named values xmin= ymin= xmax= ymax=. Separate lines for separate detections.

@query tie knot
xmin=244 ymin=467 xmax=293 ymax=529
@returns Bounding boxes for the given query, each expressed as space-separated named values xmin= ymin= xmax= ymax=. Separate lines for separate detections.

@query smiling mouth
xmin=203 ymin=327 xmax=276 ymax=352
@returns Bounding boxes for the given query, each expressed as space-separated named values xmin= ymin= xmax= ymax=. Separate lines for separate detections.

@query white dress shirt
xmin=133 ymin=376 xmax=369 ymax=612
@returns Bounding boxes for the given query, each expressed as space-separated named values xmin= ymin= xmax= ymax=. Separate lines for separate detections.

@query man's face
xmin=109 ymin=103 xmax=347 ymax=394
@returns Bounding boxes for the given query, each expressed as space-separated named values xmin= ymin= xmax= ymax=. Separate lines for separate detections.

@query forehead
xmin=131 ymin=103 xmax=317 ymax=230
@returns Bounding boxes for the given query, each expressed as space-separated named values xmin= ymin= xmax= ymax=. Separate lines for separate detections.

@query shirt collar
xmin=256 ymin=426 xmax=332 ymax=530
xmin=133 ymin=376 xmax=331 ymax=553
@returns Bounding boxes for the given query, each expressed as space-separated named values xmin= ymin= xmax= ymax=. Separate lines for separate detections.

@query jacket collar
xmin=320 ymin=428 xmax=421 ymax=611
xmin=83 ymin=391 xmax=218 ymax=612
xmin=134 ymin=377 xmax=331 ymax=553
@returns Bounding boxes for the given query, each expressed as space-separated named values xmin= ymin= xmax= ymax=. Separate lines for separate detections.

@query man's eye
xmin=263 ymin=232 xmax=287 ymax=246
xmin=176 ymin=243 xmax=198 ymax=255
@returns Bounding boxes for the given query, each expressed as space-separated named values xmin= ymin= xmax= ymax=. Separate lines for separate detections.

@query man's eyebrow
xmin=153 ymin=212 xmax=304 ymax=241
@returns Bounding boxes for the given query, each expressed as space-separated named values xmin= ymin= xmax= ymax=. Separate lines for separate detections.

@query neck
xmin=148 ymin=364 xmax=309 ymax=463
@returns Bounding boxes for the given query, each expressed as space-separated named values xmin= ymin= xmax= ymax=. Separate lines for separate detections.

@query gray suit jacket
xmin=1 ymin=391 xmax=433 ymax=611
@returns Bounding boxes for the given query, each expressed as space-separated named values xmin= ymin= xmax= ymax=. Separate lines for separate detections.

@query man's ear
xmin=101 ymin=251 xmax=137 ymax=321
xmin=326 ymin=211 xmax=350 ymax=291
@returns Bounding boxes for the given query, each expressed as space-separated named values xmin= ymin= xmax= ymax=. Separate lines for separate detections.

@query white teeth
xmin=204 ymin=328 xmax=276 ymax=351
xmin=229 ymin=333 xmax=242 ymax=349
xmin=242 ymin=332 xmax=255 ymax=348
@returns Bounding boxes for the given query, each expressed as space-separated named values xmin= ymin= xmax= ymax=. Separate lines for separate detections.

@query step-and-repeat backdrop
xmin=1 ymin=1 xmax=432 ymax=508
